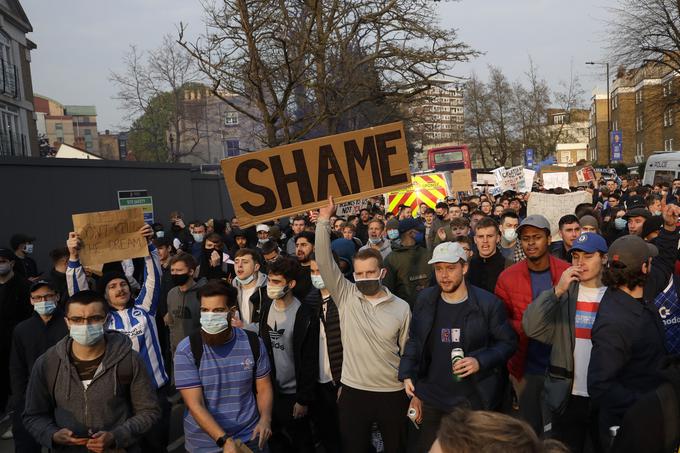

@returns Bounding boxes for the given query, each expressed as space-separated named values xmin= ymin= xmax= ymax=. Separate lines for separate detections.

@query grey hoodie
xmin=166 ymin=278 xmax=206 ymax=354
xmin=23 ymin=332 xmax=161 ymax=452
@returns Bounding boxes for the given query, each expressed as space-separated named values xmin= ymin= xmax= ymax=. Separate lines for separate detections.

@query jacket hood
xmin=232 ymin=271 xmax=267 ymax=289
xmin=55 ymin=331 xmax=133 ymax=368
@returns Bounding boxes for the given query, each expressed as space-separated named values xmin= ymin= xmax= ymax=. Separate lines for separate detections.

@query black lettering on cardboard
xmin=235 ymin=159 xmax=277 ymax=216
xmin=344 ymin=136 xmax=382 ymax=192
xmin=376 ymin=130 xmax=408 ymax=187
xmin=317 ymin=144 xmax=350 ymax=199
xmin=270 ymin=149 xmax=314 ymax=209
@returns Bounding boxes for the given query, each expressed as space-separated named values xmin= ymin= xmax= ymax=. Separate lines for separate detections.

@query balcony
xmin=0 ymin=58 xmax=18 ymax=98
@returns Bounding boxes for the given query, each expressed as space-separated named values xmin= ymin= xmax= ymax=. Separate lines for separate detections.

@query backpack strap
xmin=244 ymin=329 xmax=260 ymax=394
xmin=657 ymin=383 xmax=680 ymax=452
xmin=189 ymin=330 xmax=204 ymax=370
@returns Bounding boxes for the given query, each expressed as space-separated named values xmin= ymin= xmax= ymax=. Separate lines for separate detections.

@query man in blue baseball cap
xmin=522 ymin=232 xmax=609 ymax=453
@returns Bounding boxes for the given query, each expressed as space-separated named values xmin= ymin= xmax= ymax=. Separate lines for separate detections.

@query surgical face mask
xmin=234 ymin=273 xmax=255 ymax=286
xmin=200 ymin=312 xmax=230 ymax=335
xmin=614 ymin=217 xmax=627 ymax=230
xmin=70 ymin=323 xmax=104 ymax=346
xmin=267 ymin=284 xmax=290 ymax=300
xmin=311 ymin=274 xmax=325 ymax=289
xmin=653 ymin=210 xmax=662 ymax=216
xmin=192 ymin=233 xmax=204 ymax=243
xmin=387 ymin=229 xmax=400 ymax=240
xmin=258 ymin=238 xmax=268 ymax=245
xmin=503 ymin=228 xmax=517 ymax=242
xmin=155 ymin=231 xmax=165 ymax=238
xmin=368 ymin=237 xmax=382 ymax=245
xmin=24 ymin=244 xmax=34 ymax=254
xmin=171 ymin=273 xmax=191 ymax=286
xmin=0 ymin=262 xmax=10 ymax=276
xmin=34 ymin=300 xmax=57 ymax=316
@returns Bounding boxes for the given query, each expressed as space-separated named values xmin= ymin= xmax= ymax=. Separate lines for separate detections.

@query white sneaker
xmin=0 ymin=425 xmax=13 ymax=440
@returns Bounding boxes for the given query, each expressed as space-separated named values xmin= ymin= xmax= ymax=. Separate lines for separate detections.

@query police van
xmin=642 ymin=152 xmax=680 ymax=186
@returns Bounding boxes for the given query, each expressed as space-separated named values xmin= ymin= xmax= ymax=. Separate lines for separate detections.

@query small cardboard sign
xmin=493 ymin=166 xmax=526 ymax=192
xmin=72 ymin=208 xmax=149 ymax=266
xmin=451 ymin=169 xmax=473 ymax=193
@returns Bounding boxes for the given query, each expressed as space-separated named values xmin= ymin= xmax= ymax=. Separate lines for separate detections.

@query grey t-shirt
xmin=267 ymin=298 xmax=301 ymax=394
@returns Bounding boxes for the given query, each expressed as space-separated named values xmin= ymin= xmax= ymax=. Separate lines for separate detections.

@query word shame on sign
xmin=72 ymin=207 xmax=149 ymax=266
xmin=222 ymin=122 xmax=412 ymax=227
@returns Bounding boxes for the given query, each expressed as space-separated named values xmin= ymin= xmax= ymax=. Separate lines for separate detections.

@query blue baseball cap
xmin=570 ymin=232 xmax=608 ymax=254
xmin=398 ymin=218 xmax=425 ymax=235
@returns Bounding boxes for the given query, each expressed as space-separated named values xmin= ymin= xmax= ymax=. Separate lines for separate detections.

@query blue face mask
xmin=368 ymin=237 xmax=382 ymax=245
xmin=387 ymin=229 xmax=400 ymax=240
xmin=311 ymin=274 xmax=325 ymax=289
xmin=34 ymin=300 xmax=56 ymax=316
xmin=614 ymin=217 xmax=627 ymax=230
xmin=234 ymin=273 xmax=255 ymax=286
xmin=200 ymin=312 xmax=230 ymax=335
xmin=70 ymin=323 xmax=105 ymax=346
xmin=414 ymin=232 xmax=424 ymax=244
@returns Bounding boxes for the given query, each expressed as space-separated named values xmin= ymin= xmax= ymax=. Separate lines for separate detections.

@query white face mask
xmin=311 ymin=275 xmax=325 ymax=289
xmin=200 ymin=312 xmax=230 ymax=335
xmin=24 ymin=244 xmax=34 ymax=254
xmin=266 ymin=284 xmax=289 ymax=300
xmin=503 ymin=228 xmax=517 ymax=242
xmin=192 ymin=233 xmax=204 ymax=243
xmin=155 ymin=231 xmax=165 ymax=238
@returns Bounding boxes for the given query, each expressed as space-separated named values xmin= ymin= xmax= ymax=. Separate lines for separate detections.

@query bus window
xmin=653 ymin=170 xmax=676 ymax=185
xmin=433 ymin=151 xmax=463 ymax=164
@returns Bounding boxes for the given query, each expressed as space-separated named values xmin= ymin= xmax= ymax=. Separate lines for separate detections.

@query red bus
xmin=428 ymin=145 xmax=472 ymax=171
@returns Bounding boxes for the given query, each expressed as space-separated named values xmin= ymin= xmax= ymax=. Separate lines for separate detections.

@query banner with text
xmin=527 ymin=191 xmax=593 ymax=241
xmin=221 ymin=122 xmax=411 ymax=227
xmin=493 ymin=166 xmax=527 ymax=192
xmin=72 ymin=207 xmax=149 ymax=266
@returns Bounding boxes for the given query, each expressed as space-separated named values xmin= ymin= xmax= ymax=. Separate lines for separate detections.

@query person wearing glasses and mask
xmin=9 ymin=279 xmax=68 ymax=452
xmin=315 ymin=197 xmax=411 ymax=453
xmin=23 ymin=290 xmax=160 ymax=453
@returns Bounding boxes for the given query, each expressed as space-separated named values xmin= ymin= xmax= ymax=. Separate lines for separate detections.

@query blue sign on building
xmin=525 ymin=149 xmax=534 ymax=168
xmin=611 ymin=131 xmax=623 ymax=162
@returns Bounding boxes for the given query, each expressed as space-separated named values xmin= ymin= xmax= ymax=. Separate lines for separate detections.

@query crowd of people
xmin=1 ymin=173 xmax=680 ymax=453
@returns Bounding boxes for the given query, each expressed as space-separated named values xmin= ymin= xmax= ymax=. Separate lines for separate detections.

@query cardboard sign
xmin=543 ymin=172 xmax=570 ymax=190
xmin=221 ymin=122 xmax=411 ymax=227
xmin=450 ymin=169 xmax=473 ymax=193
xmin=522 ymin=169 xmax=536 ymax=192
xmin=476 ymin=173 xmax=496 ymax=186
xmin=493 ymin=166 xmax=526 ymax=192
xmin=527 ymin=191 xmax=593 ymax=241
xmin=72 ymin=208 xmax=149 ymax=266
xmin=576 ymin=166 xmax=596 ymax=184
xmin=386 ymin=172 xmax=449 ymax=217
xmin=336 ymin=199 xmax=370 ymax=217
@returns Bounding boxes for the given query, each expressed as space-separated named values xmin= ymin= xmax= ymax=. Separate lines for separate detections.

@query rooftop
xmin=64 ymin=105 xmax=97 ymax=116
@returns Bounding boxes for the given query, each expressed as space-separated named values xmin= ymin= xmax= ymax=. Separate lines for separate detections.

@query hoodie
xmin=166 ymin=278 xmax=207 ymax=354
xmin=232 ymin=271 xmax=268 ymax=331
xmin=23 ymin=332 xmax=160 ymax=452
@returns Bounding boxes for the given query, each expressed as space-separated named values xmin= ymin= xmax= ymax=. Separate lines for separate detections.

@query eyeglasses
xmin=67 ymin=315 xmax=106 ymax=325
xmin=31 ymin=294 xmax=57 ymax=302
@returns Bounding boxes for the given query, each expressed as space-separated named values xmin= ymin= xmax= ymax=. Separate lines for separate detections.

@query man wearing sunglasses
xmin=23 ymin=290 xmax=160 ymax=453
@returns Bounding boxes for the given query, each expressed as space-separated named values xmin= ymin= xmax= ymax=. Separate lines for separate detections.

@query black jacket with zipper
xmin=398 ymin=284 xmax=517 ymax=410
xmin=259 ymin=297 xmax=319 ymax=406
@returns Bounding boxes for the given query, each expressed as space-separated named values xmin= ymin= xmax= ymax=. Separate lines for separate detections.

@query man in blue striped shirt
xmin=65 ymin=224 xmax=170 ymax=452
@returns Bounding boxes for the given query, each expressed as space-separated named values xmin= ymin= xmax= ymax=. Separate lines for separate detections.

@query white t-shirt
xmin=318 ymin=301 xmax=334 ymax=384
xmin=572 ymin=284 xmax=607 ymax=397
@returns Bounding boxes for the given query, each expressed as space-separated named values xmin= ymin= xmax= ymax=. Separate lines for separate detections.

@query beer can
xmin=451 ymin=348 xmax=464 ymax=381
xmin=407 ymin=407 xmax=419 ymax=430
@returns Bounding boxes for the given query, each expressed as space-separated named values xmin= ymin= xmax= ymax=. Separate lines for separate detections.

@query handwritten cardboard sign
xmin=527 ymin=191 xmax=593 ymax=241
xmin=72 ymin=208 xmax=149 ymax=266
xmin=543 ymin=172 xmax=570 ymax=190
xmin=336 ymin=199 xmax=370 ymax=217
xmin=450 ymin=169 xmax=473 ymax=193
xmin=493 ymin=166 xmax=526 ymax=192
xmin=221 ymin=122 xmax=412 ymax=227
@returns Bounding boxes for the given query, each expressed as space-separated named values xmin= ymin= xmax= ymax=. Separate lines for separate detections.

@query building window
xmin=612 ymin=95 xmax=618 ymax=110
xmin=636 ymin=141 xmax=644 ymax=158
xmin=224 ymin=111 xmax=239 ymax=126
xmin=613 ymin=120 xmax=618 ymax=131
xmin=554 ymin=114 xmax=566 ymax=125
xmin=664 ymin=108 xmax=674 ymax=127
xmin=592 ymin=147 xmax=598 ymax=161
xmin=664 ymin=80 xmax=673 ymax=97
xmin=636 ymin=114 xmax=643 ymax=132
xmin=635 ymin=90 xmax=642 ymax=104
xmin=55 ymin=123 xmax=64 ymax=143
xmin=665 ymin=138 xmax=674 ymax=151
xmin=84 ymin=129 xmax=93 ymax=150
xmin=223 ymin=139 xmax=240 ymax=157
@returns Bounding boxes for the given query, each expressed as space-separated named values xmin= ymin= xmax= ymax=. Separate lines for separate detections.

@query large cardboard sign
xmin=493 ymin=166 xmax=526 ymax=192
xmin=386 ymin=172 xmax=449 ymax=217
xmin=543 ymin=172 xmax=570 ymax=190
xmin=450 ymin=169 xmax=473 ymax=193
xmin=221 ymin=122 xmax=411 ymax=227
xmin=527 ymin=192 xmax=593 ymax=241
xmin=72 ymin=208 xmax=149 ymax=266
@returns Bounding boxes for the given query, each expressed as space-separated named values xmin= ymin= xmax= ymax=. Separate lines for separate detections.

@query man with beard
xmin=523 ymin=232 xmax=608 ymax=453
xmin=292 ymin=232 xmax=314 ymax=300
xmin=495 ymin=215 xmax=570 ymax=434
xmin=400 ymin=242 xmax=516 ymax=452
xmin=316 ymin=196 xmax=411 ymax=453
xmin=175 ymin=281 xmax=273 ymax=453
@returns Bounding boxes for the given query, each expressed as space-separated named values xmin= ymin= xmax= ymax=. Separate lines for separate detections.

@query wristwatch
xmin=216 ymin=434 xmax=229 ymax=447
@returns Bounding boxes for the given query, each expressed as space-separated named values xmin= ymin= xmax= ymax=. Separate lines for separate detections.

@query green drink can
xmin=451 ymin=348 xmax=464 ymax=381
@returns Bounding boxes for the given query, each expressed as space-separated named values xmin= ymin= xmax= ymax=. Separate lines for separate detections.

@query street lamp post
xmin=586 ymin=61 xmax=611 ymax=165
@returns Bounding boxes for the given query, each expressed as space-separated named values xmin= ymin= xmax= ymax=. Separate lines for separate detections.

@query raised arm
xmin=134 ymin=224 xmax=162 ymax=315
xmin=65 ymin=232 xmax=89 ymax=295
xmin=315 ymin=197 xmax=354 ymax=306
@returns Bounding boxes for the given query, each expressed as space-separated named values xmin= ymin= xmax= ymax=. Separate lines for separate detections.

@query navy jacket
xmin=398 ymin=284 xmax=517 ymax=410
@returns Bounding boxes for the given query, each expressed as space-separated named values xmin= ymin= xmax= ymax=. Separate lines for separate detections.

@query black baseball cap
xmin=608 ymin=235 xmax=658 ymax=270
xmin=0 ymin=248 xmax=15 ymax=260
xmin=30 ymin=279 xmax=58 ymax=293
xmin=623 ymin=208 xmax=652 ymax=220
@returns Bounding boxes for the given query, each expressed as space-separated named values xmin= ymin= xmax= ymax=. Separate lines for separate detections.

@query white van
xmin=642 ymin=152 xmax=680 ymax=186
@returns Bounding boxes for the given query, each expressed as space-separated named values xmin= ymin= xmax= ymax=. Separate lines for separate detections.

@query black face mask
xmin=355 ymin=278 xmax=382 ymax=296
xmin=171 ymin=273 xmax=191 ymax=286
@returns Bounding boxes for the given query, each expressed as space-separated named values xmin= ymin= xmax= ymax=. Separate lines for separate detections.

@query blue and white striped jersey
xmin=67 ymin=244 xmax=169 ymax=388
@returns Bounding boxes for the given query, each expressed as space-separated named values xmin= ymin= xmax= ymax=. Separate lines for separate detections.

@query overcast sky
xmin=22 ymin=0 xmax=615 ymax=131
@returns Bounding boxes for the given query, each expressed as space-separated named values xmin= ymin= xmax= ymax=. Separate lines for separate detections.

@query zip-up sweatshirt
xmin=23 ymin=332 xmax=161 ymax=452
xmin=315 ymin=219 xmax=411 ymax=392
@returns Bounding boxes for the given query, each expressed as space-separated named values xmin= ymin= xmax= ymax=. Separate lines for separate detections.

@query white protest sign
xmin=527 ymin=191 xmax=593 ymax=241
xmin=522 ymin=169 xmax=536 ymax=192
xmin=336 ymin=199 xmax=370 ymax=217
xmin=492 ymin=166 xmax=526 ymax=192
xmin=543 ymin=172 xmax=570 ymax=190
